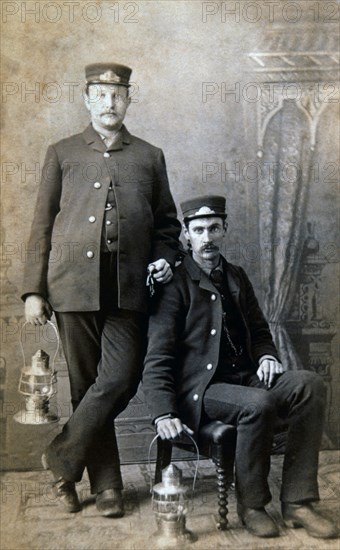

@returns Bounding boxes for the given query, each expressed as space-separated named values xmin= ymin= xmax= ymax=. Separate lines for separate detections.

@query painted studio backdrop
xmin=1 ymin=1 xmax=339 ymax=469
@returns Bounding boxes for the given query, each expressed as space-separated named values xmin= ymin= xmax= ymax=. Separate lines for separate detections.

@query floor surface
xmin=1 ymin=451 xmax=339 ymax=550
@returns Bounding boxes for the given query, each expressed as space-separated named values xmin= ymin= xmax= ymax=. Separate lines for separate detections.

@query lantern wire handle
xmin=19 ymin=320 xmax=60 ymax=373
xmin=148 ymin=431 xmax=200 ymax=498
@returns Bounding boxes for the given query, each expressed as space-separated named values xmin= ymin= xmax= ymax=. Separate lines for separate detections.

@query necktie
xmin=210 ymin=268 xmax=224 ymax=288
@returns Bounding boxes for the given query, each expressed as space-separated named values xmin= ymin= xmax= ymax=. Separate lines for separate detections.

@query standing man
xmin=22 ymin=63 xmax=181 ymax=517
xmin=142 ymin=195 xmax=337 ymax=539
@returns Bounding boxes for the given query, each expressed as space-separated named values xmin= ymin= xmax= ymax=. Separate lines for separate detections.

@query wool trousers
xmin=203 ymin=369 xmax=326 ymax=508
xmin=47 ymin=254 xmax=146 ymax=494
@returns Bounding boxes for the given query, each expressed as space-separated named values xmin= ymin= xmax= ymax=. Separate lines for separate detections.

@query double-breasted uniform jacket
xmin=142 ymin=253 xmax=280 ymax=434
xmin=22 ymin=124 xmax=181 ymax=313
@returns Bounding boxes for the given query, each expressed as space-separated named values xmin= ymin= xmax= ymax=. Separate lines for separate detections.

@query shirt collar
xmin=90 ymin=124 xmax=131 ymax=151
xmin=97 ymin=128 xmax=123 ymax=151
xmin=185 ymin=251 xmax=223 ymax=277
xmin=200 ymin=257 xmax=223 ymax=277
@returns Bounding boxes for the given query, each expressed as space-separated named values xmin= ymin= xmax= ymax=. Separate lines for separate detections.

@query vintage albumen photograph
xmin=1 ymin=1 xmax=339 ymax=549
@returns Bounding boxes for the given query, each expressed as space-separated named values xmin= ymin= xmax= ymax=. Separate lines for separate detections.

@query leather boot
xmin=41 ymin=453 xmax=81 ymax=513
xmin=237 ymin=504 xmax=279 ymax=537
xmin=96 ymin=489 xmax=124 ymax=518
xmin=282 ymin=502 xmax=338 ymax=539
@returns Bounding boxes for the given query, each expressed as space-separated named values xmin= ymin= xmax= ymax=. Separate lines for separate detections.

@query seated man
xmin=142 ymin=194 xmax=337 ymax=539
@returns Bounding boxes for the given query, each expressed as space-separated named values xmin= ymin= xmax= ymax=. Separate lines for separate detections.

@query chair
xmin=155 ymin=421 xmax=237 ymax=530
xmin=155 ymin=421 xmax=288 ymax=530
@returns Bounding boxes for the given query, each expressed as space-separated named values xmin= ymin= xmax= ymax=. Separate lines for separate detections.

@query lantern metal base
xmin=152 ymin=518 xmax=197 ymax=547
xmin=14 ymin=409 xmax=59 ymax=425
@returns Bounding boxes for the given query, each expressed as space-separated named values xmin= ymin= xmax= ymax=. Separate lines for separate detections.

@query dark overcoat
xmin=142 ymin=254 xmax=279 ymax=433
xmin=22 ymin=124 xmax=181 ymax=313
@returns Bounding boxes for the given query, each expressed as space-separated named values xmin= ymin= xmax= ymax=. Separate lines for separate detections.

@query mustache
xmin=201 ymin=244 xmax=218 ymax=251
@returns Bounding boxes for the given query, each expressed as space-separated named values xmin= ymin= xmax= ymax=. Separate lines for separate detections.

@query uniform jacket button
xmin=207 ymin=363 xmax=213 ymax=370
xmin=210 ymin=329 xmax=217 ymax=336
xmin=103 ymin=152 xmax=110 ymax=158
xmin=94 ymin=182 xmax=101 ymax=189
xmin=107 ymin=239 xmax=112 ymax=244
xmin=106 ymin=220 xmax=112 ymax=225
xmin=211 ymin=294 xmax=217 ymax=301
xmin=193 ymin=394 xmax=199 ymax=401
xmin=89 ymin=216 xmax=96 ymax=223
xmin=86 ymin=251 xmax=94 ymax=259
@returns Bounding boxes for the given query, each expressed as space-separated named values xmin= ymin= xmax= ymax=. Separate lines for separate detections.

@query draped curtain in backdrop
xmin=258 ymin=99 xmax=313 ymax=370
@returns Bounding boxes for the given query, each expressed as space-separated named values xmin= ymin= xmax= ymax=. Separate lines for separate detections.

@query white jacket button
xmin=86 ymin=251 xmax=94 ymax=259
xmin=210 ymin=329 xmax=217 ymax=336
xmin=193 ymin=394 xmax=199 ymax=401
xmin=211 ymin=294 xmax=217 ymax=301
xmin=207 ymin=363 xmax=213 ymax=370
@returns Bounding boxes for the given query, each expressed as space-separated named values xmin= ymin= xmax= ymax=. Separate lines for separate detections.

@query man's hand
xmin=257 ymin=355 xmax=286 ymax=388
xmin=148 ymin=259 xmax=173 ymax=284
xmin=25 ymin=295 xmax=53 ymax=325
xmin=156 ymin=417 xmax=194 ymax=440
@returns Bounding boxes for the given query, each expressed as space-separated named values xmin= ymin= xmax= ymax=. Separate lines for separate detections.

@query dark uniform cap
xmin=85 ymin=63 xmax=132 ymax=87
xmin=181 ymin=195 xmax=227 ymax=221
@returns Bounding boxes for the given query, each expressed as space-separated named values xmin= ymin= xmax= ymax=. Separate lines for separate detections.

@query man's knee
xmin=286 ymin=370 xmax=326 ymax=398
xmin=280 ymin=370 xmax=326 ymax=416
xmin=243 ymin=392 xmax=276 ymax=421
xmin=95 ymin=373 xmax=140 ymax=405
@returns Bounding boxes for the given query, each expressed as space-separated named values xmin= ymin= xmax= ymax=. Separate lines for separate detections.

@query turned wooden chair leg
xmin=215 ymin=461 xmax=229 ymax=530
